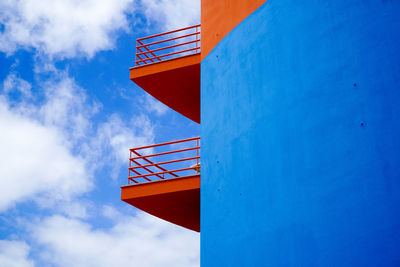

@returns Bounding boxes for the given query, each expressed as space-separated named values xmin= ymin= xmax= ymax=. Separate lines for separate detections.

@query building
xmin=122 ymin=0 xmax=400 ymax=266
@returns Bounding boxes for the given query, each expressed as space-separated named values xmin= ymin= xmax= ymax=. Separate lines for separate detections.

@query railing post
xmin=135 ymin=41 xmax=137 ymax=66
xmin=196 ymin=26 xmax=198 ymax=53
xmin=138 ymin=40 xmax=161 ymax=63
xmin=197 ymin=139 xmax=199 ymax=166
xmin=128 ymin=150 xmax=132 ymax=184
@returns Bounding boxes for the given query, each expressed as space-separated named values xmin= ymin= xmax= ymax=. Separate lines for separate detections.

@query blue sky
xmin=0 ymin=0 xmax=200 ymax=266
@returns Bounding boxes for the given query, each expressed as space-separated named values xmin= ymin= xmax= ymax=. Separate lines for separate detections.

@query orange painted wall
xmin=201 ymin=0 xmax=267 ymax=60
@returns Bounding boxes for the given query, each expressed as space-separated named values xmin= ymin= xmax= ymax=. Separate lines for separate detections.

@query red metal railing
xmin=128 ymin=137 xmax=200 ymax=184
xmin=135 ymin=24 xmax=201 ymax=66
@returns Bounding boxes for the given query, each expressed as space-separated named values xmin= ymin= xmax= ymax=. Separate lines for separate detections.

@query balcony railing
xmin=135 ymin=24 xmax=201 ymax=66
xmin=128 ymin=137 xmax=200 ymax=184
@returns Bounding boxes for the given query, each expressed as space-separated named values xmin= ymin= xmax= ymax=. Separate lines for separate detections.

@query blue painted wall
xmin=201 ymin=0 xmax=400 ymax=266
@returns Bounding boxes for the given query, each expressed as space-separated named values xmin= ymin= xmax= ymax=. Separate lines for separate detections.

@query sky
xmin=0 ymin=0 xmax=200 ymax=266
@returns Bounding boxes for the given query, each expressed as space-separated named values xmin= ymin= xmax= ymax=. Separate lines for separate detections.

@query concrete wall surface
xmin=201 ymin=0 xmax=400 ymax=266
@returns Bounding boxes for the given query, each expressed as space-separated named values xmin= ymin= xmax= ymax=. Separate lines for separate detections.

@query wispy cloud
xmin=0 ymin=67 xmax=155 ymax=211
xmin=0 ymin=1 xmax=201 ymax=265
xmin=0 ymin=0 xmax=200 ymax=59
xmin=141 ymin=0 xmax=200 ymax=31
xmin=93 ymin=113 xmax=155 ymax=179
xmin=1 ymin=209 xmax=200 ymax=267
xmin=0 ymin=240 xmax=34 ymax=267
xmin=0 ymin=0 xmax=134 ymax=59
xmin=2 ymin=72 xmax=32 ymax=99
xmin=142 ymin=94 xmax=169 ymax=116
xmin=0 ymin=73 xmax=93 ymax=211
xmin=0 ymin=65 xmax=200 ymax=266
xmin=30 ymin=210 xmax=199 ymax=267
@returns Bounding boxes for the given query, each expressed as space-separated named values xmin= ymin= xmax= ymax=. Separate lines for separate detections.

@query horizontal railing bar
xmin=131 ymin=146 xmax=200 ymax=160
xmin=137 ymin=40 xmax=199 ymax=57
xmin=136 ymin=48 xmax=154 ymax=63
xmin=137 ymin=45 xmax=156 ymax=63
xmin=137 ymin=24 xmax=200 ymax=42
xmin=129 ymin=156 xmax=200 ymax=170
xmin=128 ymin=178 xmax=139 ymax=184
xmin=131 ymin=150 xmax=177 ymax=178
xmin=130 ymin=168 xmax=142 ymax=177
xmin=135 ymin=54 xmax=152 ymax=66
xmin=130 ymin=159 xmax=158 ymax=181
xmin=136 ymin=47 xmax=200 ymax=64
xmin=137 ymin=40 xmax=161 ymax=63
xmin=137 ymin=32 xmax=200 ymax=49
xmin=130 ymin=171 xmax=152 ymax=182
xmin=130 ymin=137 xmax=200 ymax=151
xmin=129 ymin=166 xmax=198 ymax=179
xmin=136 ymin=53 xmax=145 ymax=61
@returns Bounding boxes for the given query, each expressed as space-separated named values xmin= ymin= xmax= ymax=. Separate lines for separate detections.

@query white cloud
xmin=2 ymin=72 xmax=32 ymax=99
xmin=144 ymin=94 xmax=168 ymax=116
xmin=94 ymin=113 xmax=154 ymax=179
xmin=31 ymin=211 xmax=199 ymax=267
xmin=0 ymin=97 xmax=91 ymax=212
xmin=0 ymin=0 xmax=134 ymax=58
xmin=1 ymin=68 xmax=99 ymax=144
xmin=0 ymin=70 xmax=96 ymax=211
xmin=59 ymin=200 xmax=92 ymax=219
xmin=0 ymin=68 xmax=157 ymax=210
xmin=0 ymin=0 xmax=201 ymax=59
xmin=38 ymin=73 xmax=99 ymax=141
xmin=0 ymin=240 xmax=34 ymax=267
xmin=141 ymin=0 xmax=200 ymax=31
xmin=0 ymin=0 xmax=201 ymax=261
xmin=0 ymin=68 xmax=106 ymax=211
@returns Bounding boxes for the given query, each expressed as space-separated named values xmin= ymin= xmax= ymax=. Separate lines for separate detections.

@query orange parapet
xmin=121 ymin=137 xmax=201 ymax=232
xmin=130 ymin=25 xmax=201 ymax=123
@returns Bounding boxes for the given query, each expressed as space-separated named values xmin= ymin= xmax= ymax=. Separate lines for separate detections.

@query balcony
xmin=121 ymin=137 xmax=200 ymax=232
xmin=130 ymin=25 xmax=201 ymax=123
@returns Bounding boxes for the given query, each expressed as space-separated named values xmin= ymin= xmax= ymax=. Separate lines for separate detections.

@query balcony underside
xmin=121 ymin=175 xmax=200 ymax=232
xmin=130 ymin=54 xmax=200 ymax=123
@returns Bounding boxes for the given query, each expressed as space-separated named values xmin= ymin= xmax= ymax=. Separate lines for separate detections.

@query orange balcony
xmin=121 ymin=137 xmax=200 ymax=232
xmin=130 ymin=25 xmax=201 ymax=123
